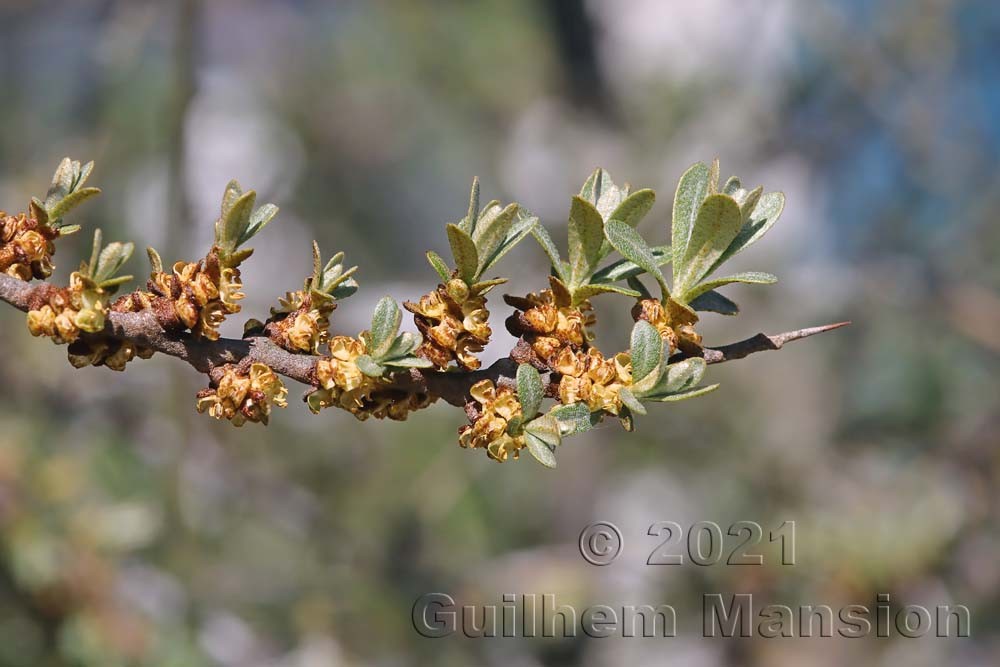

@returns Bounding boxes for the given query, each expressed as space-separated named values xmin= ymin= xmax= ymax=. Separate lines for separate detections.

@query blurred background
xmin=1 ymin=0 xmax=998 ymax=665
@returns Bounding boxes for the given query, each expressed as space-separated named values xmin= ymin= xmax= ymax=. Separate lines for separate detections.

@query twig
xmin=0 ymin=273 xmax=848 ymax=407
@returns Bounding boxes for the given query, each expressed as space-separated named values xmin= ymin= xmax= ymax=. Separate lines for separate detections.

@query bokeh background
xmin=1 ymin=0 xmax=998 ymax=665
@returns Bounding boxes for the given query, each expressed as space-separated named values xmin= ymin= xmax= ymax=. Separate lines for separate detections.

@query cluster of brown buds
xmin=26 ymin=230 xmax=148 ymax=370
xmin=504 ymin=276 xmax=595 ymax=366
xmin=0 ymin=158 xmax=100 ymax=281
xmin=459 ymin=379 xmax=525 ymax=461
xmin=406 ymin=278 xmax=491 ymax=370
xmin=197 ymin=362 xmax=288 ymax=426
xmin=553 ymin=347 xmax=633 ymax=415
xmin=632 ymin=297 xmax=703 ymax=356
xmin=0 ymin=211 xmax=59 ymax=280
xmin=264 ymin=243 xmax=358 ymax=354
xmin=309 ymin=335 xmax=435 ymax=421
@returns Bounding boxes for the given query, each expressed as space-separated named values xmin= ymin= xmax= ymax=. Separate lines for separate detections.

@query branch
xmin=0 ymin=273 xmax=847 ymax=407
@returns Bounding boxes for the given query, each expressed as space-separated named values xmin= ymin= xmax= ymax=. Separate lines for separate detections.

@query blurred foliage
xmin=1 ymin=0 xmax=999 ymax=665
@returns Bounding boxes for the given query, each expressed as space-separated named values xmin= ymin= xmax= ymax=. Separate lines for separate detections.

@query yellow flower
xmin=405 ymin=283 xmax=492 ymax=370
xmin=458 ymin=379 xmax=526 ymax=462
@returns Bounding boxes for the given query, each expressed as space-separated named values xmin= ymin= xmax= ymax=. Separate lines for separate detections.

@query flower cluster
xmin=196 ymin=362 xmax=288 ymax=426
xmin=632 ymin=298 xmax=702 ymax=355
xmin=406 ymin=279 xmax=491 ymax=370
xmin=0 ymin=211 xmax=59 ymax=281
xmin=146 ymin=250 xmax=244 ymax=341
xmin=309 ymin=336 xmax=434 ymax=420
xmin=459 ymin=379 xmax=525 ymax=462
xmin=269 ymin=290 xmax=333 ymax=353
xmin=553 ymin=347 xmax=633 ymax=415
xmin=503 ymin=279 xmax=594 ymax=367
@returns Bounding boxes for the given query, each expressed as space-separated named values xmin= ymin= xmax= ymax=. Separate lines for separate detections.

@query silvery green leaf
xmin=674 ymin=194 xmax=743 ymax=295
xmin=723 ymin=176 xmax=742 ymax=195
xmin=618 ymin=387 xmax=647 ymax=415
xmin=525 ymin=433 xmax=557 ymax=468
xmin=707 ymin=191 xmax=785 ymax=275
xmin=516 ymin=363 xmax=544 ymax=418
xmin=524 ymin=414 xmax=561 ymax=448
xmin=88 ymin=228 xmax=103 ymax=276
xmin=474 ymin=202 xmax=518 ymax=274
xmin=57 ymin=224 xmax=80 ymax=235
xmin=573 ymin=282 xmax=640 ymax=301
xmin=237 ymin=202 xmax=279 ymax=247
xmin=672 ymin=161 xmax=711 ymax=271
xmin=382 ymin=356 xmax=434 ymax=369
xmin=647 ymin=383 xmax=720 ymax=402
xmin=381 ymin=331 xmax=422 ymax=360
xmin=738 ymin=186 xmax=763 ymax=222
xmin=550 ymin=402 xmax=601 ymax=435
xmin=97 ymin=274 xmax=133 ymax=290
xmin=146 ymin=247 xmax=163 ymax=274
xmin=567 ymin=196 xmax=605 ymax=288
xmin=598 ymin=188 xmax=656 ymax=258
xmin=530 ymin=224 xmax=567 ymax=281
xmin=220 ymin=180 xmax=243 ymax=218
xmin=461 ymin=177 xmax=480 ymax=235
xmin=45 ymin=158 xmax=76 ymax=209
xmin=470 ymin=278 xmax=507 ymax=294
xmin=446 ymin=223 xmax=478 ymax=284
xmin=689 ymin=289 xmax=739 ymax=315
xmin=355 ymin=355 xmax=386 ymax=378
xmin=425 ymin=251 xmax=452 ymax=282
xmin=648 ymin=357 xmax=707 ymax=396
xmin=48 ymin=187 xmax=101 ymax=222
xmin=369 ymin=296 xmax=402 ymax=358
xmin=329 ymin=280 xmax=358 ymax=300
xmin=217 ymin=189 xmax=256 ymax=254
xmin=96 ymin=241 xmax=134 ymax=284
xmin=77 ymin=161 xmax=94 ymax=188
xmin=603 ymin=220 xmax=669 ymax=297
xmin=579 ymin=167 xmax=614 ymax=207
xmin=629 ymin=319 xmax=663 ymax=385
xmin=590 ymin=244 xmax=670 ymax=283
xmin=479 ymin=210 xmax=537 ymax=273
xmin=683 ymin=271 xmax=777 ymax=302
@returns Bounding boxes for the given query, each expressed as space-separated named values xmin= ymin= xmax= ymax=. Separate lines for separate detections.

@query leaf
xmin=647 ymin=384 xmax=721 ymax=402
xmin=355 ymin=355 xmax=386 ymax=378
xmin=683 ymin=271 xmax=777 ymax=302
xmin=146 ymin=247 xmax=163 ymax=274
xmin=674 ymin=194 xmax=743 ymax=295
xmin=426 ymin=250 xmax=452 ymax=282
xmin=723 ymin=176 xmax=742 ymax=195
xmin=550 ymin=402 xmax=601 ymax=435
xmin=524 ymin=414 xmax=561 ymax=448
xmin=238 ymin=203 xmax=279 ymax=247
xmin=609 ymin=188 xmax=655 ymax=229
xmin=671 ymin=161 xmax=711 ymax=270
xmin=629 ymin=320 xmax=663 ymax=385
xmin=738 ymin=186 xmax=763 ymax=221
xmin=516 ymin=363 xmax=544 ymax=418
xmin=461 ymin=177 xmax=480 ymax=235
xmin=618 ymin=387 xmax=647 ymax=415
xmin=45 ymin=158 xmax=75 ymax=208
xmin=381 ymin=331 xmax=422 ymax=360
xmin=626 ymin=275 xmax=653 ymax=299
xmin=572 ymin=282 xmax=641 ymax=301
xmin=707 ymin=191 xmax=785 ymax=276
xmin=689 ymin=289 xmax=739 ymax=316
xmin=96 ymin=241 xmax=134 ymax=284
xmin=217 ymin=190 xmax=256 ymax=254
xmin=531 ymin=224 xmax=567 ymax=280
xmin=479 ymin=210 xmax=537 ymax=273
xmin=469 ymin=278 xmax=508 ymax=294
xmin=603 ymin=220 xmax=669 ymax=297
xmin=220 ymin=180 xmax=243 ymax=218
xmin=382 ymin=356 xmax=434 ymax=369
xmin=446 ymin=223 xmax=479 ymax=284
xmin=590 ymin=244 xmax=671 ymax=283
xmin=567 ymin=196 xmax=605 ymax=287
xmin=88 ymin=228 xmax=103 ymax=277
xmin=474 ymin=202 xmax=518 ymax=274
xmin=579 ymin=167 xmax=614 ymax=206
xmin=48 ymin=187 xmax=101 ymax=222
xmin=368 ymin=296 xmax=402 ymax=358
xmin=647 ymin=357 xmax=707 ymax=397
xmin=525 ymin=433 xmax=557 ymax=468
